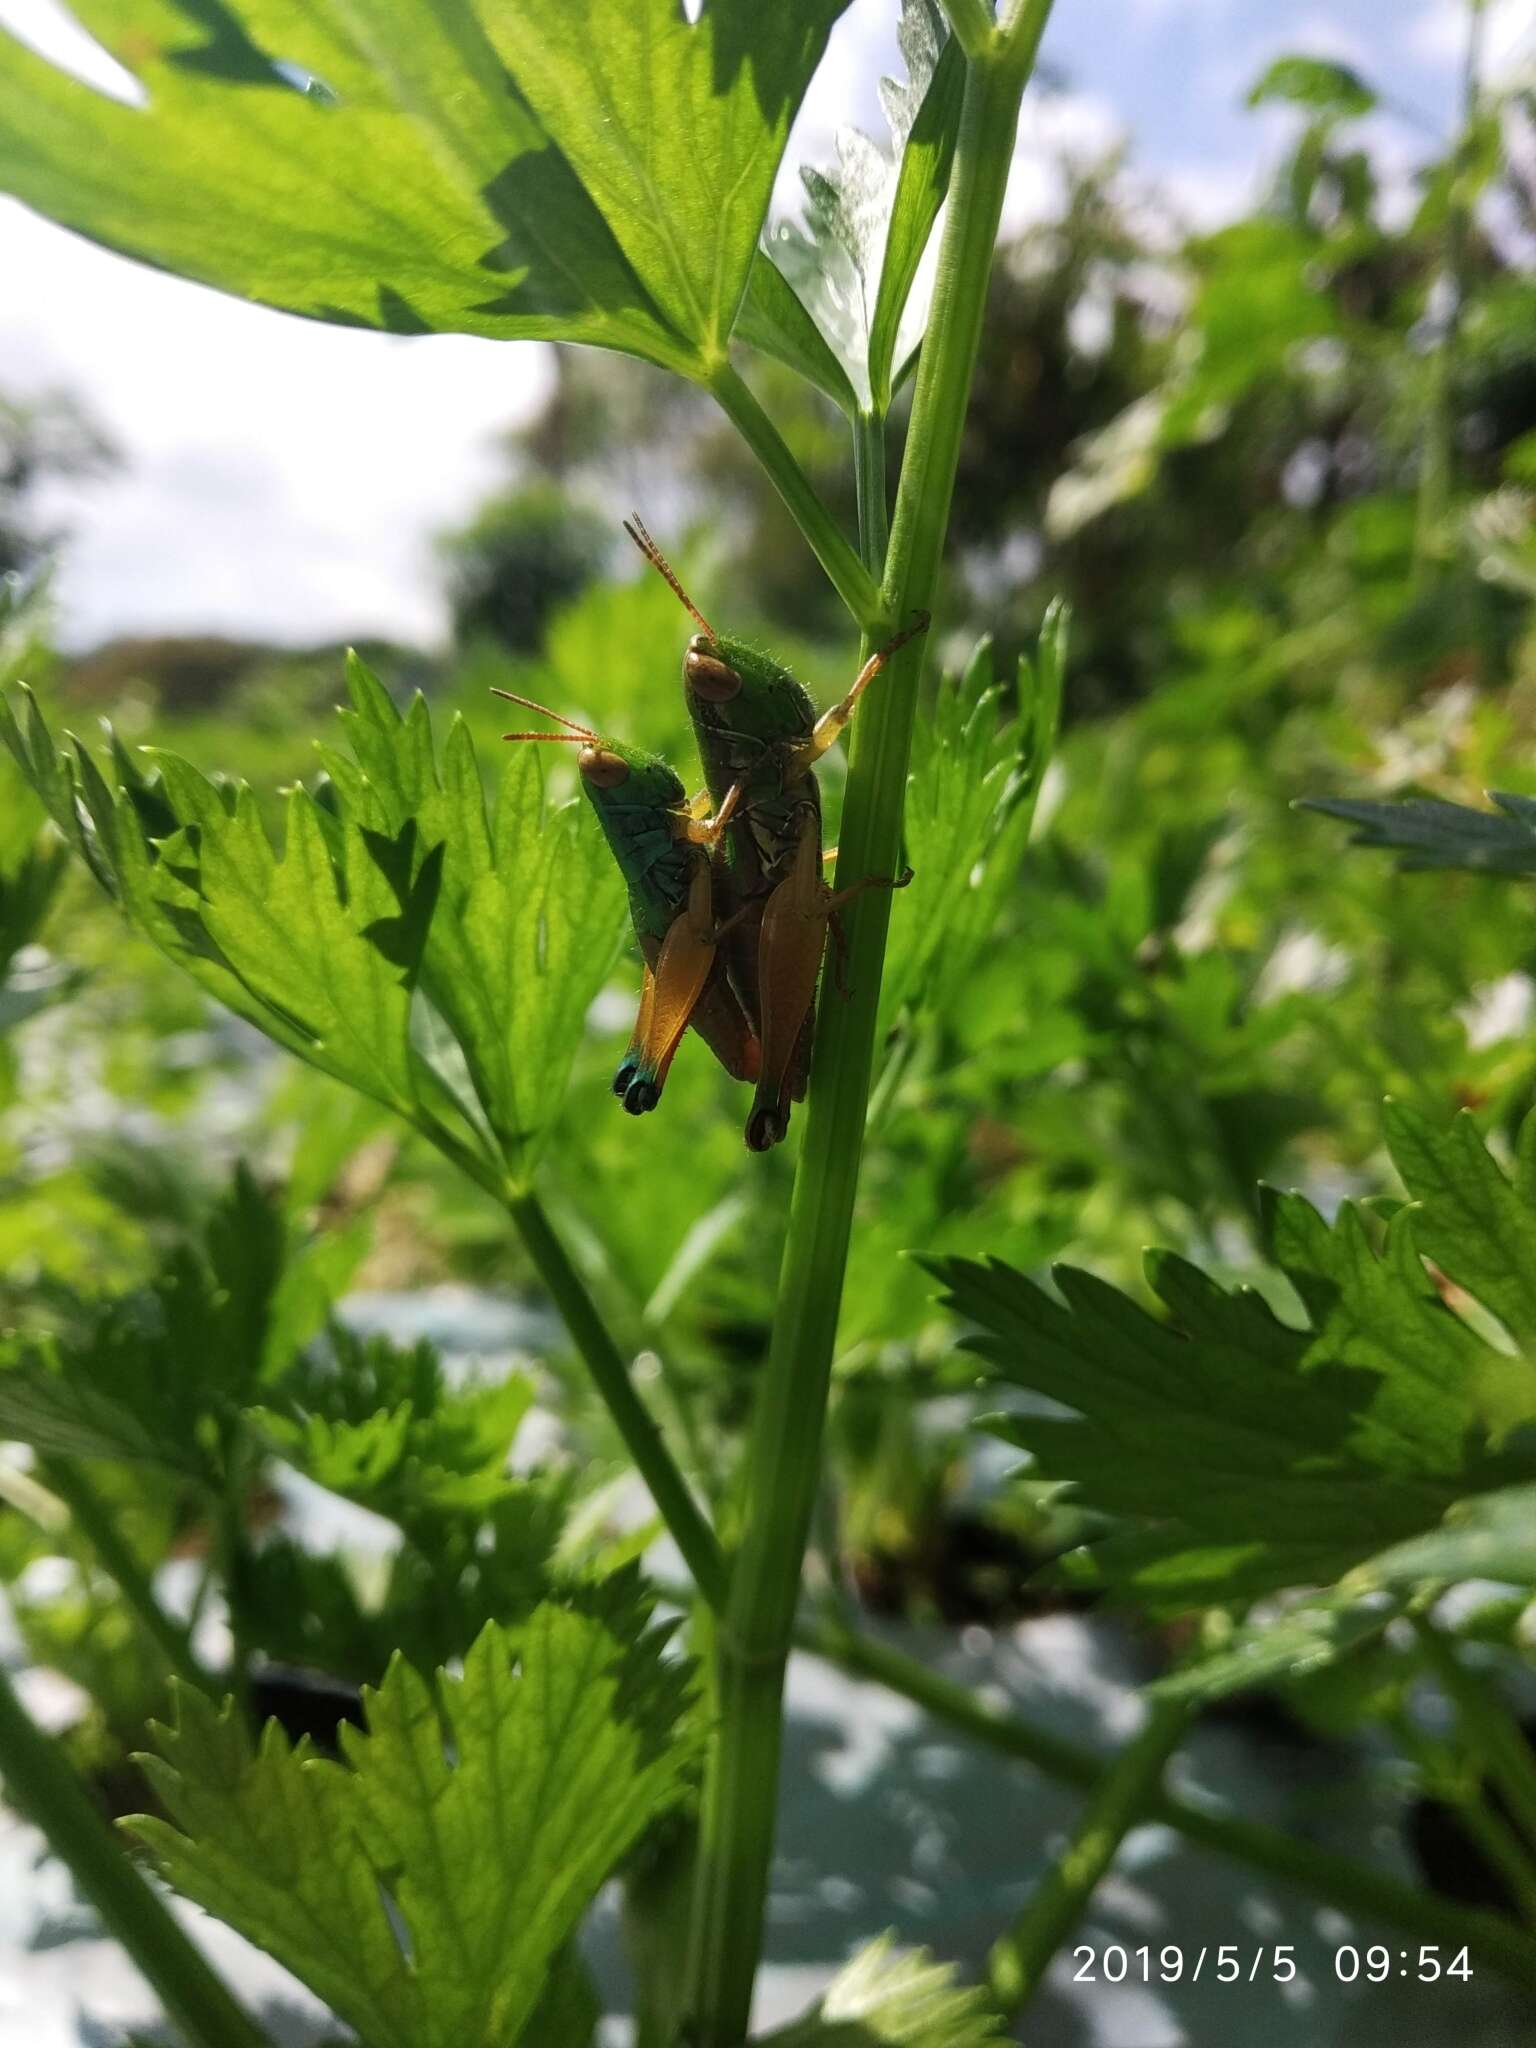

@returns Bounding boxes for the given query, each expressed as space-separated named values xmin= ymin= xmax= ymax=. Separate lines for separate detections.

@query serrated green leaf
xmin=128 ymin=1600 xmax=700 ymax=2048
xmin=251 ymin=1321 xmax=538 ymax=1523
xmin=1247 ymin=54 xmax=1377 ymax=120
xmin=1348 ymin=1485 xmax=1536 ymax=1591
xmin=478 ymin=1 xmax=849 ymax=365
xmin=750 ymin=0 xmax=962 ymax=413
xmin=0 ymin=684 xmax=112 ymax=889
xmin=1263 ymin=1193 xmax=1486 ymax=1468
xmin=1150 ymin=1591 xmax=1400 ymax=1706
xmin=189 ymin=786 xmax=429 ymax=1112
xmin=2 ymin=688 xmax=433 ymax=1104
xmin=0 ymin=2 xmax=850 ymax=375
xmin=323 ymin=655 xmax=626 ymax=1178
xmin=0 ymin=1330 xmax=179 ymax=1472
xmin=1382 ymin=1102 xmax=1536 ymax=1436
xmin=762 ymin=1934 xmax=1004 ymax=2048
xmin=1298 ymin=791 xmax=1536 ymax=874
xmin=0 ymin=754 xmax=66 ymax=978
xmin=931 ymin=1111 xmax=1536 ymax=1608
xmin=277 ymin=1486 xmax=573 ymax=1680
xmin=961 ymin=1251 xmax=1468 ymax=1605
xmin=0 ymin=1165 xmax=296 ymax=1480
xmin=4 ymin=670 xmax=620 ymax=1177
xmin=880 ymin=607 xmax=1065 ymax=1036
xmin=0 ymin=0 xmax=661 ymax=354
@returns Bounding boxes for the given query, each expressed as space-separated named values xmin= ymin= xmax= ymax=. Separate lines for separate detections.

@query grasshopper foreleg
xmin=782 ymin=613 xmax=930 ymax=778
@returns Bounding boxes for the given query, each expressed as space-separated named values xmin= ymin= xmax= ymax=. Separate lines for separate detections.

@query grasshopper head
xmin=684 ymin=634 xmax=815 ymax=748
xmin=622 ymin=510 xmax=815 ymax=751
xmin=575 ymin=737 xmax=686 ymax=818
xmin=494 ymin=689 xmax=686 ymax=815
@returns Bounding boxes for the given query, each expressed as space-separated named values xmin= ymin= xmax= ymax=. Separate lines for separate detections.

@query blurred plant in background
xmin=0 ymin=386 xmax=117 ymax=590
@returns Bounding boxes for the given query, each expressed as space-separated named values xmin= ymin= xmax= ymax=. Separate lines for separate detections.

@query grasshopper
xmin=624 ymin=519 xmax=928 ymax=1150
xmin=495 ymin=689 xmax=759 ymax=1114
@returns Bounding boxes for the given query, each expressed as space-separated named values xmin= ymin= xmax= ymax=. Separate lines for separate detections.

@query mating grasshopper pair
xmin=497 ymin=522 xmax=927 ymax=1150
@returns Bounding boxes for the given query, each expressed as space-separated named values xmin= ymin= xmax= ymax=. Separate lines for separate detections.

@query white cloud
xmin=1 ymin=201 xmax=551 ymax=650
xmin=1288 ymin=12 xmax=1374 ymax=68
xmin=1124 ymin=0 xmax=1236 ymax=15
xmin=1409 ymin=0 xmax=1535 ymax=77
xmin=0 ymin=0 xmax=550 ymax=651
xmin=1159 ymin=160 xmax=1254 ymax=230
xmin=1007 ymin=89 xmax=1126 ymax=228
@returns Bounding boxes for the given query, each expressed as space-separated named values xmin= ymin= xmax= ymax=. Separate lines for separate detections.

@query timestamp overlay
xmin=1068 ymin=1943 xmax=1475 ymax=1987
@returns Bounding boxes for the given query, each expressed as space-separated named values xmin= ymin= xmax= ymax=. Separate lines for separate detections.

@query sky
xmin=0 ymin=0 xmax=1530 ymax=653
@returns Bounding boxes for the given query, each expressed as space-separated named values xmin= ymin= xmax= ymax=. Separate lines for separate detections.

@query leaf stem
xmin=937 ymin=0 xmax=998 ymax=61
xmin=987 ymin=1700 xmax=1189 ymax=2014
xmin=802 ymin=1616 xmax=1536 ymax=1989
xmin=709 ymin=361 xmax=881 ymax=629
xmin=39 ymin=1459 xmax=212 ymax=1695
xmin=683 ymin=35 xmax=1053 ymax=2044
xmin=419 ymin=1113 xmax=728 ymax=1611
xmin=507 ymin=1189 xmax=727 ymax=1611
xmin=0 ymin=1662 xmax=272 ymax=2048
xmin=852 ymin=410 xmax=890 ymax=575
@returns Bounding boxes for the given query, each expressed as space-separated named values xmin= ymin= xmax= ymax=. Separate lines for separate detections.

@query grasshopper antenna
xmin=491 ymin=688 xmax=597 ymax=741
xmin=623 ymin=514 xmax=717 ymax=640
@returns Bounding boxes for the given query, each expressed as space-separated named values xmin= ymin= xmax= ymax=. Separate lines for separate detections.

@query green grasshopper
xmin=624 ymin=518 xmax=928 ymax=1150
xmin=494 ymin=689 xmax=759 ymax=1114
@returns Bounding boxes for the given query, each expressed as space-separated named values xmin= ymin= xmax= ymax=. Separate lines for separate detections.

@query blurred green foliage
xmin=437 ymin=482 xmax=613 ymax=655
xmin=1 ymin=37 xmax=1536 ymax=1995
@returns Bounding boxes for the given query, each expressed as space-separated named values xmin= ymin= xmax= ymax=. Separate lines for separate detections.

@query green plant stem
xmin=710 ymin=361 xmax=881 ymax=629
xmin=683 ymin=31 xmax=1054 ymax=2044
xmin=508 ymin=1189 xmax=727 ymax=1611
xmin=802 ymin=1617 xmax=1536 ymax=1990
xmin=937 ymin=0 xmax=997 ymax=61
xmin=852 ymin=410 xmax=890 ymax=574
xmin=417 ymin=1117 xmax=726 ymax=1610
xmin=988 ymin=1700 xmax=1189 ymax=2013
xmin=0 ymin=1662 xmax=271 ymax=2048
xmin=39 ymin=1459 xmax=211 ymax=1694
xmin=1414 ymin=1616 xmax=1536 ymax=1867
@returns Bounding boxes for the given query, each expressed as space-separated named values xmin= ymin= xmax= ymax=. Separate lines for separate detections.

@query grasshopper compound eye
xmin=685 ymin=636 xmax=742 ymax=703
xmin=579 ymin=746 xmax=631 ymax=787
